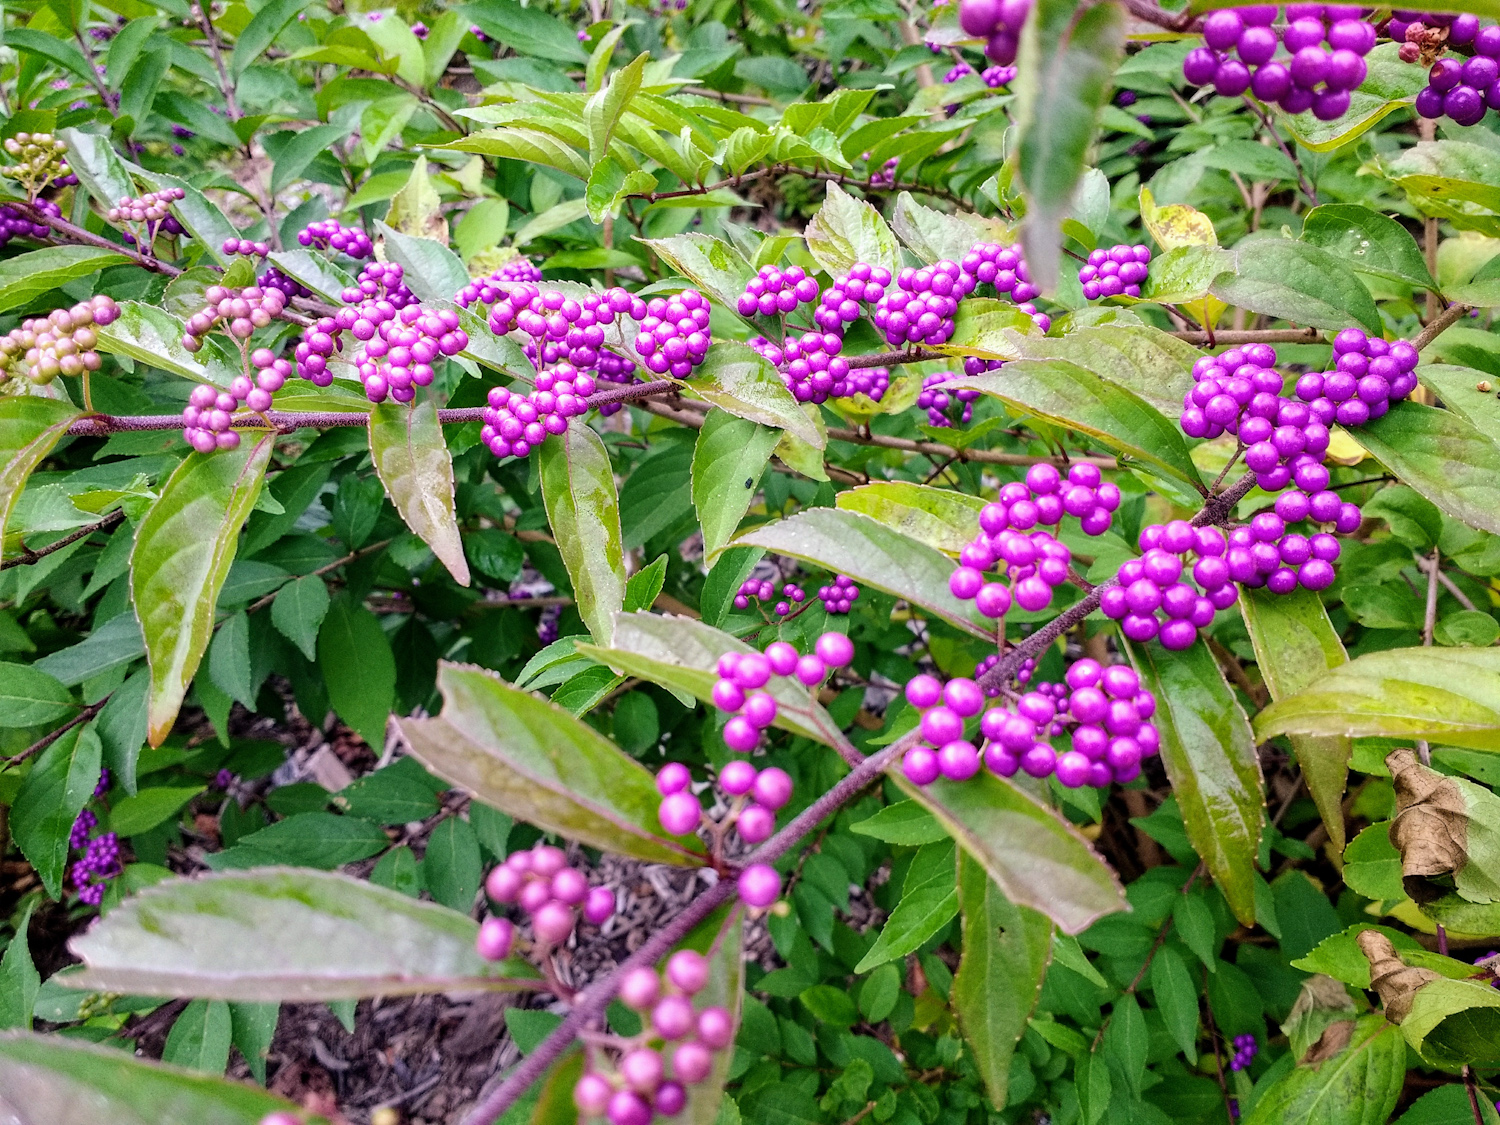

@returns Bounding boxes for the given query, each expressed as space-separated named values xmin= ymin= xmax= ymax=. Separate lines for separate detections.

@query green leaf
xmin=1013 ymin=0 xmax=1124 ymax=291
xmin=803 ymin=182 xmax=902 ymax=279
xmin=228 ymin=1001 xmax=278 ymax=1084
xmin=0 ymin=396 xmax=83 ymax=557
xmin=264 ymin=250 xmax=355 ymax=305
xmin=396 ymin=662 xmax=705 ymax=865
xmin=1254 ymin=647 xmax=1500 ymax=752
xmin=3 ymin=30 xmax=94 ymax=79
xmin=423 ymin=816 xmax=482 ymax=912
xmin=96 ymin=300 xmax=237 ymax=386
xmin=132 ymin=436 xmax=272 ymax=745
xmin=1104 ymin=993 xmax=1148 ymax=1099
xmin=0 ymin=901 xmax=40 ymax=1030
xmin=624 ymin=555 xmax=668 ymax=613
xmin=317 ymin=593 xmax=397 ymax=751
xmin=952 ymin=854 xmax=1052 ymax=1109
xmin=575 ymin=612 xmax=841 ymax=745
xmin=891 ymin=192 xmax=997 ymax=265
xmin=682 ymin=344 xmax=823 ymax=447
xmin=63 ymin=868 xmax=538 ymax=999
xmin=439 ymin=127 xmax=589 ymax=180
xmin=1242 ymin=1015 xmax=1405 ymax=1125
xmin=585 ymin=52 xmax=648 ymax=166
xmin=385 ymin=156 xmax=447 ymax=242
xmin=0 ymin=662 xmax=74 ymax=727
xmin=1300 ymin=204 xmax=1437 ymax=291
xmin=1150 ymin=945 xmax=1199 ymax=1064
xmin=95 ymin=668 xmax=148 ymax=796
xmin=376 ymin=222 xmax=470 ymax=303
xmin=208 ymin=610 xmax=253 ymax=708
xmin=894 ymin=770 xmax=1126 ymax=934
xmin=1374 ymin=139 xmax=1500 ymax=232
xmin=1212 ymin=239 xmax=1381 ymax=334
xmin=270 ymin=575 xmax=330 ymax=663
xmin=267 ymin=123 xmax=354 ymax=197
xmin=855 ymin=839 xmax=960 ymax=972
xmin=206 ymin=812 xmax=389 ymax=870
xmin=231 ymin=0 xmax=308 ymax=77
xmin=468 ymin=0 xmax=588 ymax=63
xmin=0 ymin=247 xmax=132 ymax=314
xmin=834 ymin=482 xmax=985 ymax=556
xmin=693 ymin=411 xmax=786 ymax=564
xmin=1126 ymin=638 xmax=1263 ymax=925
xmin=538 ymin=422 xmax=626 ymax=647
xmin=1401 ymin=975 xmax=1500 ymax=1069
xmin=162 ymin=1000 xmax=232 ymax=1074
xmin=1240 ymin=586 xmax=1352 ymax=854
xmin=635 ymin=234 xmax=755 ymax=311
xmin=0 ymin=1031 xmax=310 ymax=1124
xmin=11 ymin=725 xmax=100 ymax=898
xmin=850 ymin=800 xmax=948 ymax=846
xmin=369 ymin=400 xmax=469 ymax=586
xmin=107 ymin=785 xmax=203 ymax=837
xmin=947 ymin=359 xmax=1205 ymax=491
xmin=60 ymin=127 xmax=135 ymax=213
xmin=1014 ymin=324 xmax=1199 ymax=418
xmin=735 ymin=507 xmax=994 ymax=638
xmin=1355 ymin=402 xmax=1500 ymax=536
xmin=118 ymin=47 xmax=171 ymax=132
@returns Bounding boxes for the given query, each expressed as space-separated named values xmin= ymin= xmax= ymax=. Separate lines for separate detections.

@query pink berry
xmin=519 ymin=879 xmax=552 ymax=913
xmin=696 ymin=1006 xmax=734 ymax=1049
xmin=532 ymin=901 xmax=575 ymax=945
xmin=532 ymin=845 xmax=567 ymax=877
xmin=659 ymin=791 xmax=703 ymax=836
xmin=657 ymin=762 xmax=691 ymax=795
xmin=476 ymin=917 xmax=514 ymax=961
xmin=621 ymin=1048 xmax=664 ymax=1093
xmin=794 ymin=655 xmax=826 ymax=685
xmin=736 ymin=804 xmax=775 ymax=843
xmin=905 ymin=673 xmax=942 ymax=709
xmin=737 ymin=863 xmax=781 ymax=908
xmin=719 ymin=759 xmax=758 ymax=796
xmin=607 ymin=1089 xmax=652 ymax=1125
xmin=751 ymin=767 xmax=793 ymax=811
xmin=654 ymin=1081 xmax=687 ymax=1116
xmin=764 ymin=640 xmax=800 ymax=675
xmin=673 ymin=1040 xmax=714 ymax=1084
xmin=551 ymin=867 xmax=588 ymax=905
xmin=583 ymin=886 xmax=615 ymax=925
xmin=620 ymin=967 xmax=660 ymax=1010
xmin=260 ymin=1113 xmax=301 ymax=1125
xmin=652 ymin=993 xmax=695 ymax=1040
xmin=666 ymin=949 xmax=709 ymax=994
xmin=742 ymin=692 xmax=778 ymax=729
xmin=486 ymin=864 xmax=523 ymax=903
xmin=814 ymin=631 xmax=854 ymax=667
xmin=574 ymin=1073 xmax=613 ymax=1115
xmin=711 ymin=678 xmax=745 ymax=712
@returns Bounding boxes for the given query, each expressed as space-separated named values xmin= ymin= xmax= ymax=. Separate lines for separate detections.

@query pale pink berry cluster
xmin=181 ymin=284 xmax=287 ymax=349
xmin=948 ymin=462 xmax=1120 ymax=620
xmin=654 ymin=760 xmax=793 ymax=845
xmin=573 ymin=951 xmax=733 ymax=1125
xmin=0 ymin=295 xmax=117 ymax=384
xmin=475 ymin=843 xmax=616 ymax=961
xmin=107 ymin=187 xmax=184 ymax=225
xmin=710 ymin=634 xmax=855 ymax=753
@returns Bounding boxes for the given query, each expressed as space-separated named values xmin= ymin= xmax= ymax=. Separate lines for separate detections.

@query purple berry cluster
xmin=181 ymin=347 xmax=291 ymax=451
xmin=747 ymin=331 xmax=853 ymax=404
xmin=0 ymin=295 xmax=118 ymax=385
xmin=1413 ymin=16 xmax=1500 ymax=125
xmin=867 ymin=155 xmax=901 ymax=188
xmin=1183 ymin=5 xmax=1376 ymax=121
xmin=957 ymin=0 xmax=1032 ymax=65
xmin=222 ymin=236 xmax=271 ymax=258
xmin=1229 ymin=1033 xmax=1258 ymax=1070
xmin=813 ymin=263 xmax=890 ymax=335
xmin=340 ymin=259 xmax=417 ymax=310
xmin=258 ymin=267 xmax=312 ymax=301
xmin=0 ymin=200 xmax=57 ymax=246
xmin=969 ymin=659 xmax=1160 ymax=788
xmin=182 ymin=283 xmax=288 ymax=350
xmin=963 ymin=243 xmax=1051 ymax=331
xmin=476 ymin=843 xmax=616 ymax=961
xmin=1079 ymin=244 xmax=1152 ymax=300
xmin=69 ymin=808 xmax=97 ymax=850
xmin=918 ymin=371 xmax=980 ymax=426
xmin=874 ymin=260 xmax=977 ymax=349
xmin=733 ymin=577 xmax=805 ymax=617
xmin=454 ymin=262 xmax=546 ymax=308
xmin=631 ymin=291 xmax=714 ymax=375
xmin=655 ymin=759 xmax=792 ymax=845
xmin=296 ymin=219 xmax=373 ymax=259
xmin=736 ymin=263 xmax=820 ymax=319
xmin=711 ymin=635 xmax=855 ymax=753
xmin=898 ymin=673 xmax=987 ymax=784
xmin=1099 ymin=522 xmax=1236 ymax=649
xmin=573 ymin=952 xmax=734 ymax=1125
xmin=482 ymin=368 xmax=597 ymax=461
xmin=942 ymin=61 xmax=1017 ymax=87
xmin=948 ymin=463 xmax=1120 ymax=620
xmin=818 ymin=574 xmax=860 ymax=614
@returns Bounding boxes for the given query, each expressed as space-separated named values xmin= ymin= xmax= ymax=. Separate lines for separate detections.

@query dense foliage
xmin=10 ymin=1 xmax=1500 ymax=1124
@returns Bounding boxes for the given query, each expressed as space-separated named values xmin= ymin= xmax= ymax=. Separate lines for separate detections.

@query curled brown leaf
xmin=1357 ymin=928 xmax=1441 ymax=1024
xmin=1387 ymin=747 xmax=1468 ymax=902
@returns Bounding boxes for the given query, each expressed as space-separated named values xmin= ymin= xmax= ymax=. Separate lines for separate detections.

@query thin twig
xmin=1464 ymin=1066 xmax=1485 ymax=1125
xmin=1422 ymin=546 xmax=1440 ymax=646
xmin=245 ymin=538 xmax=394 ymax=615
xmin=195 ymin=1 xmax=241 ymax=120
xmin=2 ymin=696 xmax=111 ymax=770
xmin=1167 ymin=327 xmax=1320 ymax=346
xmin=0 ymin=509 xmax=125 ymax=571
xmin=1413 ymin=302 xmax=1473 ymax=351
xmin=1415 ymin=552 xmax=1477 ymax=612
xmin=1240 ymin=96 xmax=1317 ymax=207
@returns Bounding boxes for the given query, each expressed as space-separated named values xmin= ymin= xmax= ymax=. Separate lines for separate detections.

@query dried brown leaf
xmin=1300 ymin=1018 xmax=1356 ymax=1065
xmin=1357 ymin=928 xmax=1441 ymax=1024
xmin=1387 ymin=747 xmax=1468 ymax=901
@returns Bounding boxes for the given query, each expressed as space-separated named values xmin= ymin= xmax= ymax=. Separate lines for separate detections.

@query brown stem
xmin=1415 ymin=552 xmax=1477 ymax=611
xmin=13 ymin=202 xmax=180 ymax=277
xmin=0 ymin=509 xmax=125 ymax=571
xmin=1464 ymin=1065 xmax=1485 ymax=1125
xmin=1413 ymin=302 xmax=1473 ymax=351
xmin=195 ymin=1 xmax=241 ymax=120
xmin=1240 ymin=96 xmax=1318 ymax=207
xmin=2 ymin=695 xmax=112 ymax=769
xmin=1167 ymin=328 xmax=1320 ymax=346
xmin=1422 ymin=546 xmax=1440 ymax=646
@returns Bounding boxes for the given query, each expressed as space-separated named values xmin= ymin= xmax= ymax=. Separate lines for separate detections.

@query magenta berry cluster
xmin=481 ymin=368 xmax=597 ymax=460
xmin=948 ymin=462 xmax=1121 ymax=619
xmin=181 ymin=346 xmax=291 ymax=451
xmin=258 ymin=266 xmax=312 ymax=301
xmin=1100 ymin=522 xmax=1236 ymax=648
xmin=573 ymin=951 xmax=733 ymax=1125
xmin=222 ymin=236 xmax=271 ymax=258
xmin=874 ymin=260 xmax=977 ymax=348
xmin=1183 ymin=5 xmax=1376 ymax=121
xmin=477 ymin=843 xmax=616 ymax=961
xmin=813 ymin=262 xmax=891 ymax=335
xmin=711 ymin=634 xmax=855 ymax=753
xmin=654 ymin=759 xmax=792 ymax=845
xmin=480 ymin=283 xmax=644 ymax=376
xmin=339 ymin=260 xmax=417 ymax=309
xmin=918 ymin=371 xmax=980 ymax=426
xmin=1079 ymin=244 xmax=1152 ymax=300
xmin=897 ymin=673 xmax=987 ymax=784
xmin=0 ymin=295 xmax=118 ymax=385
xmin=818 ymin=574 xmax=860 ymax=614
xmin=182 ymin=284 xmax=288 ymax=349
xmin=630 ymin=290 xmax=714 ymax=376
xmin=0 ymin=200 xmax=57 ymax=246
xmin=1229 ymin=1033 xmax=1259 ymax=1071
xmin=957 ymin=0 xmax=1032 ymax=65
xmin=867 ymin=155 xmax=901 ymax=188
xmin=454 ymin=262 xmax=547 ymax=308
xmin=733 ymin=577 xmax=805 ymax=617
xmin=747 ymin=331 xmax=852 ymax=404
xmin=736 ymin=263 xmax=820 ymax=319
xmin=296 ymin=219 xmax=373 ymax=259
xmin=942 ymin=61 xmax=1016 ymax=87
xmin=974 ymin=659 xmax=1160 ymax=787
xmin=962 ymin=243 xmax=1051 ymax=332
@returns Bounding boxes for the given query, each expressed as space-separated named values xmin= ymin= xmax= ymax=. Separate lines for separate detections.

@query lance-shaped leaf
xmin=0 ymin=247 xmax=131 ymax=314
xmin=692 ymin=410 xmax=782 ymax=561
xmin=1358 ymin=929 xmax=1500 ymax=1069
xmin=856 ymin=839 xmax=961 ymax=973
xmin=1354 ymin=401 xmax=1500 ymax=536
xmin=1386 ymin=747 xmax=1500 ymax=906
xmin=834 ymin=482 xmax=985 ymax=555
xmin=1240 ymin=1014 xmax=1405 ymax=1125
xmin=62 ymin=869 xmax=538 ymax=1000
xmin=585 ymin=52 xmax=648 ymax=166
xmin=0 ymin=1031 xmax=313 ymax=1125
xmin=1255 ymin=647 xmax=1500 ymax=751
xmin=892 ymin=770 xmax=1126 ymax=934
xmin=1127 ymin=639 xmax=1263 ymax=925
xmin=804 ymin=182 xmax=902 ymax=278
xmin=377 ymin=223 xmax=470 ymax=303
xmin=368 ymin=400 xmax=470 ymax=586
xmin=1240 ymin=586 xmax=1352 ymax=853
xmin=576 ymin=611 xmax=841 ymax=746
xmin=132 ymin=435 xmax=273 ymax=745
xmin=1 ymin=396 xmax=81 ymax=556
xmin=1014 ymin=0 xmax=1125 ymax=292
xmin=538 ymin=421 xmax=626 ymax=646
xmin=891 ymin=192 xmax=1002 ymax=264
xmin=944 ymin=359 xmax=1205 ymax=490
xmin=953 ymin=854 xmax=1053 ymax=1109
xmin=1212 ymin=239 xmax=1382 ymax=334
xmin=634 ymin=234 xmax=754 ymax=309
xmin=1014 ymin=325 xmax=1198 ymax=417
xmin=438 ymin=128 xmax=589 ymax=179
xmin=734 ymin=507 xmax=994 ymax=639
xmin=61 ymin=127 xmax=135 ymax=213
xmin=1139 ymin=186 xmax=1218 ymax=251
xmin=1300 ymin=204 xmax=1437 ymax=291
xmin=682 ymin=344 xmax=822 ymax=447
xmin=397 ymin=662 xmax=705 ymax=865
